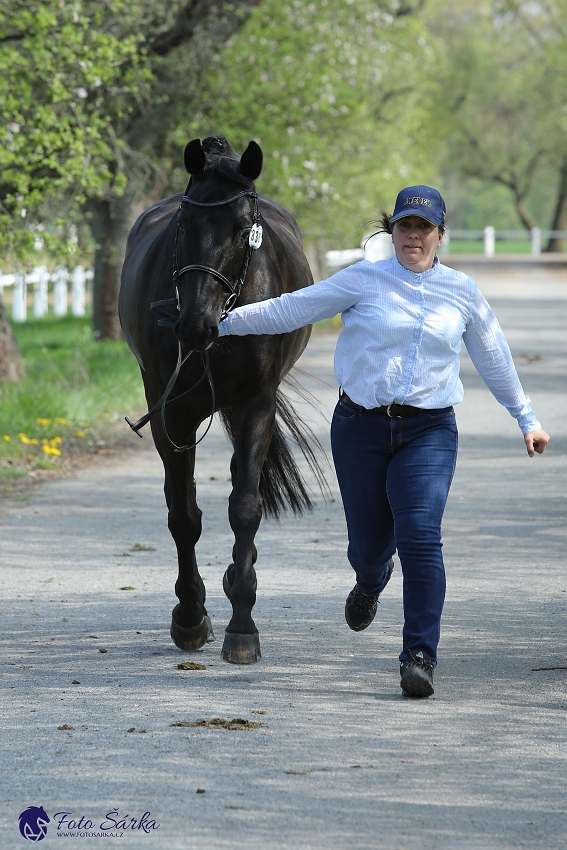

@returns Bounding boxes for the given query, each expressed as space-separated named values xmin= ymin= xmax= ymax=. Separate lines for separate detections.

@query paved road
xmin=2 ymin=266 xmax=567 ymax=849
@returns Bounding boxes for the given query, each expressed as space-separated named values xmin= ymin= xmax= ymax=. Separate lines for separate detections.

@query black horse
xmin=119 ymin=135 xmax=323 ymax=664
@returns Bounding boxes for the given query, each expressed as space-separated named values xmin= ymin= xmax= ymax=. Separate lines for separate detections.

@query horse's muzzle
xmin=174 ymin=320 xmax=219 ymax=352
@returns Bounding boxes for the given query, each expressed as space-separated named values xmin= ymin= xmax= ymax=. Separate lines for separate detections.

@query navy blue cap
xmin=390 ymin=185 xmax=446 ymax=227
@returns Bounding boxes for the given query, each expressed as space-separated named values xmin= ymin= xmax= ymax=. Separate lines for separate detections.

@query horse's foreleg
xmin=222 ymin=395 xmax=276 ymax=664
xmin=154 ymin=428 xmax=213 ymax=651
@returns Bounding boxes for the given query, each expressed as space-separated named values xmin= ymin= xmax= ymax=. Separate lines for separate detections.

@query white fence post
xmin=531 ymin=227 xmax=542 ymax=256
xmin=71 ymin=265 xmax=86 ymax=316
xmin=31 ymin=266 xmax=49 ymax=318
xmin=484 ymin=226 xmax=495 ymax=257
xmin=53 ymin=266 xmax=69 ymax=317
xmin=12 ymin=272 xmax=27 ymax=322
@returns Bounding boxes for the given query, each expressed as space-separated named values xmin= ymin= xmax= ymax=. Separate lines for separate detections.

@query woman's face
xmin=391 ymin=215 xmax=441 ymax=273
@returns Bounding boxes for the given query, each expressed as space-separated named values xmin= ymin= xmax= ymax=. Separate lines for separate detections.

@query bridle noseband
xmin=126 ymin=188 xmax=263 ymax=453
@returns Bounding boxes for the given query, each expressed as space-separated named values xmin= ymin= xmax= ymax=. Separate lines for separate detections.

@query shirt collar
xmin=394 ymin=254 xmax=439 ymax=277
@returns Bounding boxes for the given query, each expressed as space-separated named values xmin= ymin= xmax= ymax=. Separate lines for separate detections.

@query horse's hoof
xmin=171 ymin=615 xmax=214 ymax=651
xmin=222 ymin=564 xmax=257 ymax=601
xmin=221 ymin=631 xmax=261 ymax=664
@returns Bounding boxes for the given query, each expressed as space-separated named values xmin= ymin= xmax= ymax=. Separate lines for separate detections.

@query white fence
xmin=441 ymin=228 xmax=567 ymax=257
xmin=0 ymin=265 xmax=93 ymax=322
xmin=327 ymin=228 xmax=567 ymax=270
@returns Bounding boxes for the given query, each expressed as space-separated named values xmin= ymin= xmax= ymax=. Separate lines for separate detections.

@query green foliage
xmin=3 ymin=0 xmax=566 ymax=261
xmin=0 ymin=316 xmax=145 ymax=466
xmin=171 ymin=0 xmax=440 ymax=247
xmin=0 ymin=0 xmax=151 ymax=258
xmin=430 ymin=0 xmax=567 ymax=231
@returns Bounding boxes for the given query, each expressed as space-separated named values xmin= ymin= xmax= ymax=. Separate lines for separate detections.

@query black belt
xmin=340 ymin=391 xmax=424 ymax=418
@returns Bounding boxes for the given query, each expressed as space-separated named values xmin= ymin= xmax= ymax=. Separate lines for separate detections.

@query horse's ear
xmin=238 ymin=141 xmax=263 ymax=181
xmin=184 ymin=139 xmax=206 ymax=175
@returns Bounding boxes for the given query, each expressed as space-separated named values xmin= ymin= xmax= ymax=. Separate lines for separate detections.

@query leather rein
xmin=125 ymin=189 xmax=262 ymax=453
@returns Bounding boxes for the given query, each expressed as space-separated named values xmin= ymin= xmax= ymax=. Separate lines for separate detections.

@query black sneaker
xmin=400 ymin=649 xmax=434 ymax=698
xmin=345 ymin=560 xmax=394 ymax=632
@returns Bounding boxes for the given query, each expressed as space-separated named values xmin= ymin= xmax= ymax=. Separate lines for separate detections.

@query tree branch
xmin=144 ymin=0 xmax=261 ymax=57
xmin=0 ymin=32 xmax=26 ymax=44
xmin=395 ymin=0 xmax=427 ymax=17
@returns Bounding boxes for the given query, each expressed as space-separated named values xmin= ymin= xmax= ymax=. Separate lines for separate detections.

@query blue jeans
xmin=331 ymin=399 xmax=458 ymax=664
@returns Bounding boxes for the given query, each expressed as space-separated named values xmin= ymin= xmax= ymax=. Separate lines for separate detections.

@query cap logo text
xmin=404 ymin=197 xmax=432 ymax=207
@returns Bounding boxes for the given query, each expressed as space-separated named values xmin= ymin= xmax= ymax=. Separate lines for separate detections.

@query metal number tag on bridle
xmin=249 ymin=223 xmax=263 ymax=249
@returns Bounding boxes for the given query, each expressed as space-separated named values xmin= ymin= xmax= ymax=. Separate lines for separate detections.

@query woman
xmin=217 ymin=185 xmax=549 ymax=698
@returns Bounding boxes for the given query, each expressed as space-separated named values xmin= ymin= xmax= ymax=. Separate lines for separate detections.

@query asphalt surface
xmin=1 ymin=263 xmax=566 ymax=849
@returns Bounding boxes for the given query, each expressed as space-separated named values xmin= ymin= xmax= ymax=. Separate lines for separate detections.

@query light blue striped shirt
xmin=218 ymin=256 xmax=540 ymax=434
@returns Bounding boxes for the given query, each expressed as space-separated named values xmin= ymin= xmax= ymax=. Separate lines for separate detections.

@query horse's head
xmin=173 ymin=136 xmax=263 ymax=352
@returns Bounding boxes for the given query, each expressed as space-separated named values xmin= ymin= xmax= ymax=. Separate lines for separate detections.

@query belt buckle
xmin=386 ymin=403 xmax=402 ymax=418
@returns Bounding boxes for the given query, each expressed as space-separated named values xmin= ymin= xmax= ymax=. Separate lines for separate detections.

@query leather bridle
xmin=150 ymin=189 xmax=262 ymax=329
xmin=125 ymin=189 xmax=263 ymax=452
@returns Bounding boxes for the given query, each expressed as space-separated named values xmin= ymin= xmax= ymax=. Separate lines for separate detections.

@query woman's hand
xmin=524 ymin=429 xmax=550 ymax=457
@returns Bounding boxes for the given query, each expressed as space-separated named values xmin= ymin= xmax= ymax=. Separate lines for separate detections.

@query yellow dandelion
xmin=36 ymin=418 xmax=52 ymax=425
xmin=50 ymin=437 xmax=62 ymax=447
xmin=55 ymin=418 xmax=68 ymax=425
xmin=76 ymin=431 xmax=85 ymax=437
xmin=18 ymin=433 xmax=30 ymax=444
xmin=3 ymin=435 xmax=10 ymax=441
xmin=42 ymin=445 xmax=61 ymax=456
xmin=41 ymin=438 xmax=49 ymax=445
xmin=29 ymin=438 xmax=39 ymax=445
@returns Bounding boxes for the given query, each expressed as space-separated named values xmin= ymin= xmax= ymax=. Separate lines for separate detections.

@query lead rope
xmin=126 ymin=344 xmax=215 ymax=453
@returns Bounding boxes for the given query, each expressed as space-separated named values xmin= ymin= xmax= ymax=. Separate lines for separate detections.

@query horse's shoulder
xmin=125 ymin=193 xmax=181 ymax=257
xmin=259 ymin=196 xmax=303 ymax=245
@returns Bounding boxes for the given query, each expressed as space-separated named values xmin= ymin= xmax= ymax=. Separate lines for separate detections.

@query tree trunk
xmin=304 ymin=240 xmax=330 ymax=282
xmin=86 ymin=192 xmax=145 ymax=340
xmin=0 ymin=298 xmax=25 ymax=381
xmin=545 ymin=158 xmax=567 ymax=253
xmin=513 ymin=191 xmax=534 ymax=232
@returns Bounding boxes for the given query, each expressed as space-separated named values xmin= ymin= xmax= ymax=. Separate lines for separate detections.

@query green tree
xmin=86 ymin=0 xmax=436 ymax=335
xmin=431 ymin=0 xmax=567 ymax=247
xmin=0 ymin=0 xmax=147 ymax=377
xmin=1 ymin=0 xmax=435 ymax=346
xmin=500 ymin=0 xmax=567 ymax=250
xmin=0 ymin=0 xmax=147 ymax=256
xmin=0 ymin=0 xmax=261 ymax=339
xmin=176 ymin=0 xmax=438 ymax=256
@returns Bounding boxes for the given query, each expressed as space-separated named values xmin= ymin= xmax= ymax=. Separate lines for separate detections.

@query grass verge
xmin=0 ymin=313 xmax=339 ymax=502
xmin=0 ymin=316 xmax=146 ymax=483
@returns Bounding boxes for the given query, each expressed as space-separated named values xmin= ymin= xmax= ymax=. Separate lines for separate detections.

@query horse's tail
xmin=218 ymin=388 xmax=331 ymax=520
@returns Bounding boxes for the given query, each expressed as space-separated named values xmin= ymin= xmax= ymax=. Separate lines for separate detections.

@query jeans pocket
xmin=333 ymin=400 xmax=358 ymax=421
